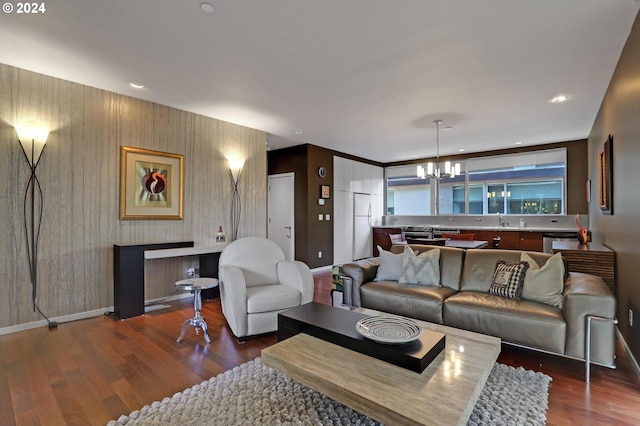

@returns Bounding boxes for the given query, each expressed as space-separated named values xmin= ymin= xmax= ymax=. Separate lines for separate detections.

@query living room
xmin=2 ymin=2 xmax=640 ymax=424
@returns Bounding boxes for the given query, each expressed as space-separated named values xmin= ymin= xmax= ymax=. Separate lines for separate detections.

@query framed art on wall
xmin=119 ymin=146 xmax=184 ymax=220
xmin=597 ymin=135 xmax=613 ymax=215
xmin=320 ymin=185 xmax=331 ymax=199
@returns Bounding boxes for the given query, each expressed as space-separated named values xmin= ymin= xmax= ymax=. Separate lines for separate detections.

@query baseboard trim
xmin=617 ymin=328 xmax=640 ymax=382
xmin=0 ymin=292 xmax=192 ymax=336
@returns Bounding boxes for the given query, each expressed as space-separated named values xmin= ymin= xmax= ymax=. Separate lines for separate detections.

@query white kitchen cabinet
xmin=333 ymin=190 xmax=354 ymax=265
xmin=333 ymin=155 xmax=384 ymax=264
xmin=333 ymin=156 xmax=353 ymax=192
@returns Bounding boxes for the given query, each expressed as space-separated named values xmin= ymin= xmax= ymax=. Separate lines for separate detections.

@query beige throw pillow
xmin=399 ymin=246 xmax=441 ymax=286
xmin=520 ymin=252 xmax=565 ymax=308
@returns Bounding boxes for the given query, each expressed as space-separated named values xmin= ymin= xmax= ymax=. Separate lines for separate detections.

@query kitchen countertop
xmin=374 ymin=225 xmax=577 ymax=232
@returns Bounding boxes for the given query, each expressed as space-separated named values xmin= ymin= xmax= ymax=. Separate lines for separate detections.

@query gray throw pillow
xmin=374 ymin=245 xmax=413 ymax=281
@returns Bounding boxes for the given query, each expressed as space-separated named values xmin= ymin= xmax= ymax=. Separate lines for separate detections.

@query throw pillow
xmin=520 ymin=252 xmax=565 ymax=308
xmin=399 ymin=246 xmax=441 ymax=286
xmin=374 ymin=245 xmax=411 ymax=281
xmin=488 ymin=261 xmax=529 ymax=300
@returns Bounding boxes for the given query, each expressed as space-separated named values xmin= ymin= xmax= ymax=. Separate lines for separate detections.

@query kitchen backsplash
xmin=379 ymin=214 xmax=586 ymax=231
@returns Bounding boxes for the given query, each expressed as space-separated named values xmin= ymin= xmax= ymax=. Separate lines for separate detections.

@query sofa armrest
xmin=341 ymin=259 xmax=379 ymax=307
xmin=563 ymin=272 xmax=616 ymax=365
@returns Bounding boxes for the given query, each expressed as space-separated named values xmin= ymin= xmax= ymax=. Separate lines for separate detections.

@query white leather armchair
xmin=218 ymin=237 xmax=314 ymax=340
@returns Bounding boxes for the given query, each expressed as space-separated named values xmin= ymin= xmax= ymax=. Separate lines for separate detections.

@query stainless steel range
xmin=401 ymin=226 xmax=434 ymax=240
xmin=432 ymin=228 xmax=461 ymax=238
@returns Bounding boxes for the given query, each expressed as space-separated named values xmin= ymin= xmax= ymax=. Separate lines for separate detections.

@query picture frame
xmin=320 ymin=185 xmax=331 ymax=199
xmin=597 ymin=135 xmax=613 ymax=215
xmin=119 ymin=146 xmax=184 ymax=220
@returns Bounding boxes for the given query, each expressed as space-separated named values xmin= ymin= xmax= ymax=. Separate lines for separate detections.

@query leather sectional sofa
xmin=341 ymin=244 xmax=617 ymax=369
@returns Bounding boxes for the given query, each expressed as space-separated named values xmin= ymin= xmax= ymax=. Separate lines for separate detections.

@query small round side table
xmin=175 ymin=277 xmax=218 ymax=344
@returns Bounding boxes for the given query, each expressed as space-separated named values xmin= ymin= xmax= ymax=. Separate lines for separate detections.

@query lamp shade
xmin=16 ymin=121 xmax=48 ymax=167
xmin=228 ymin=157 xmax=245 ymax=184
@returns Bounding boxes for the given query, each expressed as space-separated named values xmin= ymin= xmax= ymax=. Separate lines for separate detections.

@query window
xmin=386 ymin=148 xmax=566 ymax=216
xmin=385 ymin=175 xmax=431 ymax=215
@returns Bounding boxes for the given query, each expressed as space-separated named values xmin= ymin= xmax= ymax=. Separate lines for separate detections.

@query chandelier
xmin=416 ymin=120 xmax=460 ymax=179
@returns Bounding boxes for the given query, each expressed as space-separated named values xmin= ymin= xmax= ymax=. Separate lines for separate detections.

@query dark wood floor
xmin=1 ymin=271 xmax=639 ymax=425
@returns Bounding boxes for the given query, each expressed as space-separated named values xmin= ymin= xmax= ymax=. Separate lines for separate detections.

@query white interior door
xmin=268 ymin=173 xmax=295 ymax=260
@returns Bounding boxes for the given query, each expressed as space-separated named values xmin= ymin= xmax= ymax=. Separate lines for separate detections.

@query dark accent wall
xmin=565 ymin=140 xmax=589 ymax=214
xmin=587 ymin=11 xmax=640 ymax=364
xmin=268 ymin=144 xmax=334 ymax=268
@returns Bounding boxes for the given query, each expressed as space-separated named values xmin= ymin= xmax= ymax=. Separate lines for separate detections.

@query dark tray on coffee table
xmin=277 ymin=302 xmax=445 ymax=373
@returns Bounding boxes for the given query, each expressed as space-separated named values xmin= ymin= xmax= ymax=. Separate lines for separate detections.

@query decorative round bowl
xmin=356 ymin=316 xmax=423 ymax=345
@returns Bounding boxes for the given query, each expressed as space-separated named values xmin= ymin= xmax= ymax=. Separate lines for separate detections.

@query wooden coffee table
xmin=262 ymin=306 xmax=500 ymax=426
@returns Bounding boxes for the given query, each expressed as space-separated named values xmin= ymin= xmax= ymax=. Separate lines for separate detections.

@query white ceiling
xmin=1 ymin=0 xmax=638 ymax=163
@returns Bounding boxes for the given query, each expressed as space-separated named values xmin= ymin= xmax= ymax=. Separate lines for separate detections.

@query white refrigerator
xmin=353 ymin=193 xmax=372 ymax=260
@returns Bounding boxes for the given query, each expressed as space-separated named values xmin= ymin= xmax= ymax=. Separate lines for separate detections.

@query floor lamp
xmin=16 ymin=122 xmax=48 ymax=317
xmin=228 ymin=157 xmax=244 ymax=241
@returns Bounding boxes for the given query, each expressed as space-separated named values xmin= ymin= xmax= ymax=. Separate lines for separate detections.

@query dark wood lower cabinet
xmin=477 ymin=230 xmax=521 ymax=249
xmin=373 ymin=228 xmax=544 ymax=252
xmin=372 ymin=227 xmax=402 ymax=255
xmin=476 ymin=230 xmax=543 ymax=251
xmin=519 ymin=231 xmax=544 ymax=252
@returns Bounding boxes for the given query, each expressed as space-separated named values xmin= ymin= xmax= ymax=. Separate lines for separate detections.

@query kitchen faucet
xmin=497 ymin=213 xmax=505 ymax=227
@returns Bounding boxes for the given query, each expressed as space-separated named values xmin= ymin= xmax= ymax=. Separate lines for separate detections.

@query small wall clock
xmin=318 ymin=166 xmax=327 ymax=178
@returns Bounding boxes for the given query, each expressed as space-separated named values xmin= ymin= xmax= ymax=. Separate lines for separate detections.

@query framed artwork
xmin=119 ymin=146 xmax=184 ymax=220
xmin=320 ymin=185 xmax=331 ymax=199
xmin=597 ymin=135 xmax=613 ymax=215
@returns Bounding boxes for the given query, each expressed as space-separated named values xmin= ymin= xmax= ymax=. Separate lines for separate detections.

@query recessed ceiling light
xmin=550 ymin=95 xmax=568 ymax=103
xmin=515 ymin=141 xmax=523 ymax=145
xmin=293 ymin=130 xmax=304 ymax=135
xmin=129 ymin=82 xmax=144 ymax=89
xmin=200 ymin=3 xmax=214 ymax=13
xmin=444 ymin=126 xmax=453 ymax=131
xmin=458 ymin=149 xmax=465 ymax=152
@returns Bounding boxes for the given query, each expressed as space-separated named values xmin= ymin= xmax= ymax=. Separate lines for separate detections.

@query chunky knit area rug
xmin=108 ymin=357 xmax=551 ymax=426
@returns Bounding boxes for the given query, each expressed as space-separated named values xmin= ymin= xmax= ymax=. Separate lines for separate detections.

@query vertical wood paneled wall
xmin=0 ymin=64 xmax=267 ymax=328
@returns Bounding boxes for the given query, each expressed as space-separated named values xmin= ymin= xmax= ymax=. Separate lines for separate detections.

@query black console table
xmin=113 ymin=241 xmax=194 ymax=319
xmin=114 ymin=241 xmax=227 ymax=319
